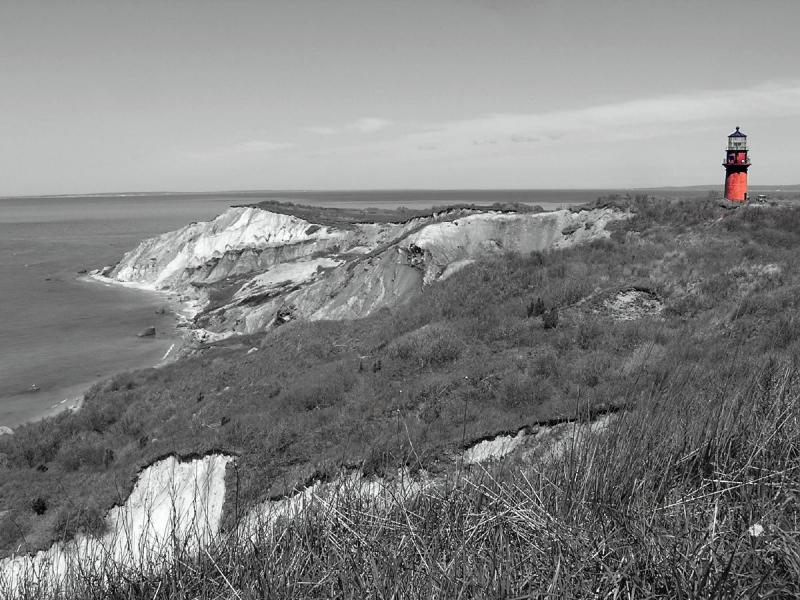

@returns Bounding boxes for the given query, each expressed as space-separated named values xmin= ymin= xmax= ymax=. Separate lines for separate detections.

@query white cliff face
xmin=111 ymin=207 xmax=349 ymax=289
xmin=0 ymin=454 xmax=232 ymax=595
xmin=102 ymin=205 xmax=628 ymax=341
xmin=401 ymin=208 xmax=622 ymax=284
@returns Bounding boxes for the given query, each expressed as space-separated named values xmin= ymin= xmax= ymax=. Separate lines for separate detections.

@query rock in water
xmin=138 ymin=326 xmax=156 ymax=337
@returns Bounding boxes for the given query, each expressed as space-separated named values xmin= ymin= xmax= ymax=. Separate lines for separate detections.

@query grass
xmin=3 ymin=195 xmax=800 ymax=596
xmin=3 ymin=356 xmax=799 ymax=598
xmin=241 ymin=199 xmax=541 ymax=227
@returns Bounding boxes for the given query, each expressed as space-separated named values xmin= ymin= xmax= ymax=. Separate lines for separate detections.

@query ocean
xmin=0 ymin=189 xmax=611 ymax=428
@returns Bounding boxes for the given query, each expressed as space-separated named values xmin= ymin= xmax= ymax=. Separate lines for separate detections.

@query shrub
xmin=281 ymin=360 xmax=357 ymax=411
xmin=526 ymin=297 xmax=546 ymax=318
xmin=106 ymin=373 xmax=138 ymax=392
xmin=534 ymin=346 xmax=560 ymax=378
xmin=77 ymin=399 xmax=123 ymax=434
xmin=3 ymin=419 xmax=70 ymax=468
xmin=502 ymin=372 xmax=549 ymax=408
xmin=388 ymin=324 xmax=465 ymax=368
xmin=542 ymin=309 xmax=559 ymax=329
xmin=118 ymin=407 xmax=146 ymax=438
xmin=53 ymin=501 xmax=106 ymax=540
xmin=576 ymin=318 xmax=602 ymax=350
xmin=530 ymin=251 xmax=546 ymax=265
xmin=55 ymin=433 xmax=112 ymax=471
xmin=30 ymin=497 xmax=47 ymax=515
xmin=621 ymin=343 xmax=668 ymax=376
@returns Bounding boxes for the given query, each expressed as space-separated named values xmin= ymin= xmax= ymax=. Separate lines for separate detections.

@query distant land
xmin=639 ymin=183 xmax=800 ymax=191
xmin=2 ymin=184 xmax=798 ymax=201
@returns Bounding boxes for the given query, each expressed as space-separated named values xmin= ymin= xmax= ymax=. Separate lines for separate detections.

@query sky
xmin=1 ymin=0 xmax=800 ymax=196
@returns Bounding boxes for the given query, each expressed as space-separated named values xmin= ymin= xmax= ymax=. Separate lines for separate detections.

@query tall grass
xmin=4 ymin=356 xmax=799 ymax=598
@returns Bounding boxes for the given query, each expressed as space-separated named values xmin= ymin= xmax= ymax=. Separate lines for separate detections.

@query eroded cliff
xmin=103 ymin=203 xmax=627 ymax=342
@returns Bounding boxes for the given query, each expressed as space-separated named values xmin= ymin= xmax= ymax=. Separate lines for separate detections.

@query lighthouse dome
xmin=728 ymin=126 xmax=746 ymax=138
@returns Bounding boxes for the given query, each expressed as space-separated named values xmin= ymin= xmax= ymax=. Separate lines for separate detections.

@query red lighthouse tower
xmin=723 ymin=127 xmax=750 ymax=202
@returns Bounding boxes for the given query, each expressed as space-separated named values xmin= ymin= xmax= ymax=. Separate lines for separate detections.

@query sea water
xmin=0 ymin=194 xmax=236 ymax=427
xmin=0 ymin=189 xmax=608 ymax=428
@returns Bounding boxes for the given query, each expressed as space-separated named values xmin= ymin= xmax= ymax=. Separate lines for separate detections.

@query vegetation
xmin=5 ymin=357 xmax=800 ymax=598
xmin=3 ymin=195 xmax=800 ymax=596
xmin=242 ymin=199 xmax=541 ymax=227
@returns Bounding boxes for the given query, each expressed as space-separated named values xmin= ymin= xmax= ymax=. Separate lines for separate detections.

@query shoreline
xmin=1 ymin=274 xmax=189 ymax=432
xmin=87 ymin=271 xmax=204 ymax=323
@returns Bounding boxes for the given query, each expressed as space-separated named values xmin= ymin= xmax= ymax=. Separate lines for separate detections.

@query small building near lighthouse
xmin=723 ymin=127 xmax=750 ymax=202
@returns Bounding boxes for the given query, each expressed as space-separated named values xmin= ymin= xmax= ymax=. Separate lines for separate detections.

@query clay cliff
xmin=101 ymin=203 xmax=627 ymax=343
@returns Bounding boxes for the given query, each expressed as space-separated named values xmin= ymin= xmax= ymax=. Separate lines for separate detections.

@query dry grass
xmin=3 ymin=356 xmax=799 ymax=598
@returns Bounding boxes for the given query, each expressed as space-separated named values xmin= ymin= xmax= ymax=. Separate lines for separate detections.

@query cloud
xmin=352 ymin=117 xmax=392 ymax=133
xmin=174 ymin=81 xmax=800 ymax=185
xmin=335 ymin=80 xmax=800 ymax=161
xmin=305 ymin=117 xmax=393 ymax=136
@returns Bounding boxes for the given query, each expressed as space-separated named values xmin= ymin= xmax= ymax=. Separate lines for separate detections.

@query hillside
xmin=2 ymin=195 xmax=800 ymax=597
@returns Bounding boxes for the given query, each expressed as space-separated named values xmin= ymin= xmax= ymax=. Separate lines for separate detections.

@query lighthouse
xmin=723 ymin=127 xmax=750 ymax=202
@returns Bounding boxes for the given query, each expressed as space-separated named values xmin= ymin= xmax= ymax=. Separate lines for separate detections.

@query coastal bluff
xmin=101 ymin=202 xmax=628 ymax=343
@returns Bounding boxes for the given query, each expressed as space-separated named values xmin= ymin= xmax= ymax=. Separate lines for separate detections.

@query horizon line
xmin=3 ymin=183 xmax=799 ymax=201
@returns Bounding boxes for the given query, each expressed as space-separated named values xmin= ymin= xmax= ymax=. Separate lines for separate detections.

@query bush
xmin=576 ymin=318 xmax=602 ymax=350
xmin=106 ymin=373 xmax=138 ymax=392
xmin=77 ymin=399 xmax=123 ymax=434
xmin=118 ymin=406 xmax=146 ymax=437
xmin=502 ymin=372 xmax=549 ymax=408
xmin=542 ymin=309 xmax=559 ymax=329
xmin=53 ymin=501 xmax=106 ymax=540
xmin=534 ymin=346 xmax=560 ymax=378
xmin=388 ymin=324 xmax=465 ymax=368
xmin=3 ymin=418 xmax=71 ymax=468
xmin=30 ymin=497 xmax=47 ymax=515
xmin=281 ymin=360 xmax=357 ymax=411
xmin=526 ymin=297 xmax=546 ymax=318
xmin=55 ymin=434 xmax=113 ymax=472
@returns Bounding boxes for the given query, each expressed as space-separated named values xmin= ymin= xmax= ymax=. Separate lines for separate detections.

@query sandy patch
xmin=464 ymin=430 xmax=527 ymax=464
xmin=603 ymin=289 xmax=663 ymax=320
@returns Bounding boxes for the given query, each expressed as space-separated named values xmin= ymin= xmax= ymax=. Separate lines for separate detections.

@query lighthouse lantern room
xmin=723 ymin=126 xmax=750 ymax=202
